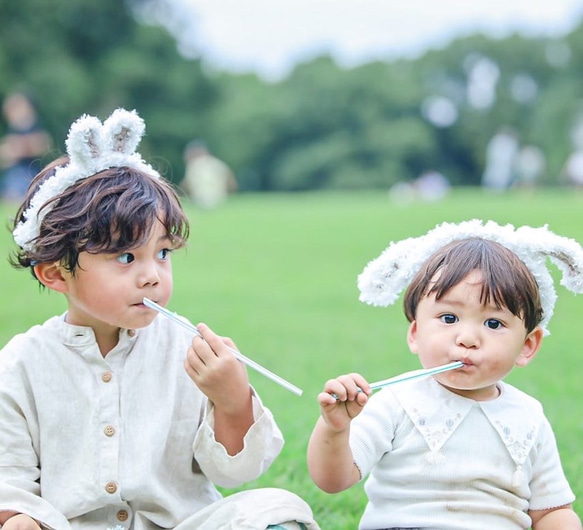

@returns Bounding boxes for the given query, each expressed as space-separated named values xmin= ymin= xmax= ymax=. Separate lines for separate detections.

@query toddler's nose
xmin=455 ymin=326 xmax=480 ymax=349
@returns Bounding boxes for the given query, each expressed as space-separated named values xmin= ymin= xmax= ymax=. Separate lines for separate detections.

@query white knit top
xmin=350 ymin=377 xmax=575 ymax=529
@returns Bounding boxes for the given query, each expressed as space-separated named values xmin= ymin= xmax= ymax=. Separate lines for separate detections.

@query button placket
xmin=98 ymin=363 xmax=121 ymax=500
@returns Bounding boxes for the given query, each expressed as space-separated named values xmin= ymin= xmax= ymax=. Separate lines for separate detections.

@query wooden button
xmin=102 ymin=372 xmax=112 ymax=383
xmin=105 ymin=481 xmax=117 ymax=494
xmin=117 ymin=510 xmax=129 ymax=521
xmin=104 ymin=425 xmax=115 ymax=437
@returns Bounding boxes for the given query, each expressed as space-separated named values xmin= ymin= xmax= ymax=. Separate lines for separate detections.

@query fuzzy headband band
xmin=13 ymin=108 xmax=160 ymax=252
xmin=358 ymin=219 xmax=583 ymax=335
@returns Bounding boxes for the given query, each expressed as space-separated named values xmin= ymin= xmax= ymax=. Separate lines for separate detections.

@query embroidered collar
xmin=391 ymin=377 xmax=543 ymax=468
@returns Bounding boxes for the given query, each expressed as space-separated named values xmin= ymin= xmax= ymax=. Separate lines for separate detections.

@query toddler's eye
xmin=117 ymin=252 xmax=134 ymax=264
xmin=485 ymin=319 xmax=502 ymax=330
xmin=440 ymin=314 xmax=458 ymax=324
xmin=157 ymin=248 xmax=171 ymax=260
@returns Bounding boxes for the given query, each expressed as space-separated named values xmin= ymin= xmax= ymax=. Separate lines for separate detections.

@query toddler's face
xmin=58 ymin=219 xmax=174 ymax=335
xmin=407 ymin=270 xmax=542 ymax=401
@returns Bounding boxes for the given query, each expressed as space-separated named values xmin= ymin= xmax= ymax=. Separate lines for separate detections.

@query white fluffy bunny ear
xmin=102 ymin=108 xmax=145 ymax=155
xmin=357 ymin=219 xmax=583 ymax=336
xmin=13 ymin=107 xmax=160 ymax=253
xmin=65 ymin=114 xmax=104 ymax=171
xmin=512 ymin=225 xmax=583 ymax=294
xmin=550 ymin=248 xmax=583 ymax=294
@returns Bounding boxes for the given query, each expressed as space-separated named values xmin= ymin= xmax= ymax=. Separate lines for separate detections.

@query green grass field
xmin=1 ymin=188 xmax=583 ymax=527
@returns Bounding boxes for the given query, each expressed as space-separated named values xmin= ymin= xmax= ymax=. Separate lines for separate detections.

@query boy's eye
xmin=440 ymin=314 xmax=458 ymax=324
xmin=116 ymin=252 xmax=135 ymax=264
xmin=485 ymin=319 xmax=502 ymax=330
xmin=157 ymin=248 xmax=171 ymax=260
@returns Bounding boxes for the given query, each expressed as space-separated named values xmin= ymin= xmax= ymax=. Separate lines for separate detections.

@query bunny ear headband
xmin=13 ymin=108 xmax=160 ymax=252
xmin=357 ymin=219 xmax=583 ymax=335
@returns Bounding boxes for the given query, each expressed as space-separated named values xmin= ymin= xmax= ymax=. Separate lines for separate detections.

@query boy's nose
xmin=139 ymin=263 xmax=160 ymax=286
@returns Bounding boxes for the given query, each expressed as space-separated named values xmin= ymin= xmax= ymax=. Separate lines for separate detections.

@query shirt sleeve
xmin=349 ymin=389 xmax=399 ymax=480
xmin=0 ymin=358 xmax=71 ymax=529
xmin=192 ymin=387 xmax=284 ymax=488
xmin=528 ymin=415 xmax=575 ymax=511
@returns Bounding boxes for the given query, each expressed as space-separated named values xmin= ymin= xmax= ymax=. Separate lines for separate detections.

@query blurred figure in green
xmin=0 ymin=91 xmax=52 ymax=202
xmin=180 ymin=140 xmax=237 ymax=209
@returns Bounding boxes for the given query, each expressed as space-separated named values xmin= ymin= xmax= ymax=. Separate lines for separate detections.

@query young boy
xmin=308 ymin=220 xmax=582 ymax=529
xmin=0 ymin=109 xmax=317 ymax=530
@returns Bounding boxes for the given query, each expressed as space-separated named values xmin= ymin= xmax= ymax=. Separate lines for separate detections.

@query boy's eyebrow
xmin=152 ymin=232 xmax=173 ymax=244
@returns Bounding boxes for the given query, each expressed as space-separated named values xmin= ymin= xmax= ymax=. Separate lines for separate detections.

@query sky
xmin=174 ymin=0 xmax=583 ymax=81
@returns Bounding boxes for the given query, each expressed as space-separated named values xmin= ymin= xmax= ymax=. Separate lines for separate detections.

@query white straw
xmin=332 ymin=360 xmax=464 ymax=400
xmin=369 ymin=360 xmax=464 ymax=390
xmin=143 ymin=298 xmax=303 ymax=396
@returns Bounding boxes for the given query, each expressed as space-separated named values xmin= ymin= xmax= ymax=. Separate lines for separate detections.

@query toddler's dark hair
xmin=11 ymin=157 xmax=189 ymax=281
xmin=403 ymin=238 xmax=543 ymax=333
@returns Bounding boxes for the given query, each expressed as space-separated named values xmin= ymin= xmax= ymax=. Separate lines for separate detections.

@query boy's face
xmin=407 ymin=270 xmax=542 ymax=401
xmin=58 ymin=219 xmax=174 ymax=338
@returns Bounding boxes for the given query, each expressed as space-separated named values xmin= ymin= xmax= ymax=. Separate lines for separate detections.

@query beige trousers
xmin=174 ymin=488 xmax=320 ymax=530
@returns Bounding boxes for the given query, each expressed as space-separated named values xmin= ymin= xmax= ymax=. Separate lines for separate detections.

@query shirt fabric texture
xmin=0 ymin=315 xmax=285 ymax=529
xmin=350 ymin=376 xmax=575 ymax=530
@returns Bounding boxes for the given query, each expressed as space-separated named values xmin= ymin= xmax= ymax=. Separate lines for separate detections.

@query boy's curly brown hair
xmin=11 ymin=157 xmax=189 ymax=282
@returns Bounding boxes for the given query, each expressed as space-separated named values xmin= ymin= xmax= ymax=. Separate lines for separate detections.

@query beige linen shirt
xmin=0 ymin=315 xmax=284 ymax=529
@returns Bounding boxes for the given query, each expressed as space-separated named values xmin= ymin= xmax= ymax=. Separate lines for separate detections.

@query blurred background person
xmin=481 ymin=127 xmax=519 ymax=191
xmin=514 ymin=145 xmax=546 ymax=190
xmin=180 ymin=139 xmax=237 ymax=209
xmin=413 ymin=170 xmax=450 ymax=202
xmin=562 ymin=112 xmax=583 ymax=189
xmin=0 ymin=91 xmax=52 ymax=202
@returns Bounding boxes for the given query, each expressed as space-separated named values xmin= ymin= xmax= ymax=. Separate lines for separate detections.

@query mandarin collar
xmin=53 ymin=313 xmax=139 ymax=355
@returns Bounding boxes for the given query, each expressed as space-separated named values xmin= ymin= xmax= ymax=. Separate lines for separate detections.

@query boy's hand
xmin=318 ymin=373 xmax=371 ymax=432
xmin=184 ymin=323 xmax=250 ymax=413
xmin=1 ymin=513 xmax=42 ymax=529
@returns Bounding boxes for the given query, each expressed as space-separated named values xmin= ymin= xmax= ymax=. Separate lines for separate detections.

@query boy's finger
xmin=195 ymin=323 xmax=227 ymax=354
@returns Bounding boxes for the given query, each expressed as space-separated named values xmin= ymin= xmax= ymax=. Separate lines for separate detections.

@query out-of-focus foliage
xmin=1 ymin=0 xmax=583 ymax=189
xmin=0 ymin=0 xmax=219 ymax=182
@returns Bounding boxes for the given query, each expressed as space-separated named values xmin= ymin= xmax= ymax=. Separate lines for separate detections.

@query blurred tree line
xmin=1 ymin=0 xmax=583 ymax=191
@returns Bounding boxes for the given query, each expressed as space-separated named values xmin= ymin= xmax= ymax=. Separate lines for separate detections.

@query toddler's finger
xmin=336 ymin=373 xmax=368 ymax=400
xmin=318 ymin=391 xmax=339 ymax=406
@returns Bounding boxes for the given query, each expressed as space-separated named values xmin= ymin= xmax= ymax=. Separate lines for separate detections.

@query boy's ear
xmin=34 ymin=262 xmax=69 ymax=293
xmin=515 ymin=327 xmax=544 ymax=367
xmin=407 ymin=321 xmax=419 ymax=355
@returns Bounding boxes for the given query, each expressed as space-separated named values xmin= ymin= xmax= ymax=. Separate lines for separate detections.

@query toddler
xmin=308 ymin=220 xmax=582 ymax=529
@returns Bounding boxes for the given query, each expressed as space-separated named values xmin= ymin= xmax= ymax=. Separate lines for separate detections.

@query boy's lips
xmin=134 ymin=300 xmax=154 ymax=308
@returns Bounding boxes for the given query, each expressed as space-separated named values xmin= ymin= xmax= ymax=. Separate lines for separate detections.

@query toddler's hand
xmin=318 ymin=373 xmax=371 ymax=432
xmin=184 ymin=323 xmax=250 ymax=413
xmin=1 ymin=513 xmax=42 ymax=530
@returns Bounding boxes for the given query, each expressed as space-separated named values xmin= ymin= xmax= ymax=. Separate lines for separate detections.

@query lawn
xmin=1 ymin=188 xmax=583 ymax=528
